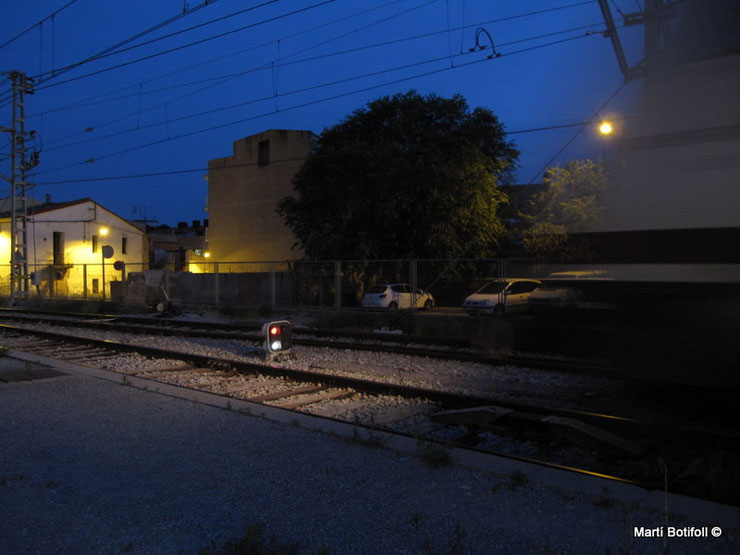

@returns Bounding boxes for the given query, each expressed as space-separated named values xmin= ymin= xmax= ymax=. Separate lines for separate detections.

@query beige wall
xmin=207 ymin=129 xmax=312 ymax=262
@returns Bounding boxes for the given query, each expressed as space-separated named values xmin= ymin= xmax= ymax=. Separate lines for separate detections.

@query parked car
xmin=528 ymin=270 xmax=609 ymax=310
xmin=361 ymin=283 xmax=434 ymax=310
xmin=462 ymin=279 xmax=541 ymax=315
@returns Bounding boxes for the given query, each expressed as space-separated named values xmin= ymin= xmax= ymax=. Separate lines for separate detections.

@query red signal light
xmin=270 ymin=326 xmax=279 ymax=336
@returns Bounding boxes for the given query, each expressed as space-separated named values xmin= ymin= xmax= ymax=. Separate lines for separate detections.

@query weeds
xmin=412 ymin=516 xmax=466 ymax=555
xmin=592 ymin=486 xmax=615 ymax=509
xmin=415 ymin=438 xmax=453 ymax=469
xmin=199 ymin=523 xmax=301 ymax=555
xmin=506 ymin=470 xmax=529 ymax=491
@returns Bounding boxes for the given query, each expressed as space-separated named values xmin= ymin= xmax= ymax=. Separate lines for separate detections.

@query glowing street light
xmin=99 ymin=227 xmax=109 ymax=236
xmin=599 ymin=121 xmax=614 ymax=135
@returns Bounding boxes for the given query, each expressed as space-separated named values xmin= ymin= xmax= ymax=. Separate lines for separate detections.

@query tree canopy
xmin=520 ymin=159 xmax=609 ymax=261
xmin=277 ymin=91 xmax=519 ymax=260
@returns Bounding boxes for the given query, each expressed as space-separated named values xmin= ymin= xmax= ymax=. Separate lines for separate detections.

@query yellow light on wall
xmin=599 ymin=121 xmax=613 ymax=135
xmin=100 ymin=227 xmax=109 ymax=236
xmin=204 ymin=251 xmax=211 ymax=258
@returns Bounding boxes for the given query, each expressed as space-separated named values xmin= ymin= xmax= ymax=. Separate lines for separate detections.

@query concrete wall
xmin=207 ymin=129 xmax=312 ymax=262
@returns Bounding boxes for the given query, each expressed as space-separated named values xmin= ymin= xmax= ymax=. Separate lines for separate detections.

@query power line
xmin=525 ymin=82 xmax=627 ymax=183
xmin=26 ymin=0 xmax=416 ymax=121
xmin=40 ymin=0 xmax=441 ymax=147
xmin=32 ymin=156 xmax=309 ymax=185
xmin=36 ymin=2 xmax=602 ymax=148
xmin=0 ymin=0 xmax=81 ymax=51
xmin=32 ymin=0 xmax=224 ymax=84
xmin=32 ymin=0 xmax=276 ymax=81
xmin=34 ymin=0 xmax=337 ymax=92
xmin=43 ymin=22 xmax=604 ymax=153
xmin=32 ymin=32 xmax=597 ymax=177
xmin=31 ymin=111 xmax=634 ymax=187
xmin=0 ymin=0 xmax=224 ymax=106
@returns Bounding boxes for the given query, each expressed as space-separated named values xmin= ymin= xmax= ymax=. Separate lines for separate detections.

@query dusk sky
xmin=1 ymin=0 xmax=644 ymax=226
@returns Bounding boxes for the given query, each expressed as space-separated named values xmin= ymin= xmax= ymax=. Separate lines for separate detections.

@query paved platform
xmin=1 ymin=352 xmax=738 ymax=554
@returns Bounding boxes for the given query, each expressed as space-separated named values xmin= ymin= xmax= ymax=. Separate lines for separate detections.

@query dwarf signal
xmin=262 ymin=320 xmax=292 ymax=358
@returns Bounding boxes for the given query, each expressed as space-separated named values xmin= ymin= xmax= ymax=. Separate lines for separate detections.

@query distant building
xmin=0 ymin=197 xmax=148 ymax=297
xmin=207 ymin=129 xmax=313 ymax=263
xmin=146 ymin=220 xmax=208 ymax=271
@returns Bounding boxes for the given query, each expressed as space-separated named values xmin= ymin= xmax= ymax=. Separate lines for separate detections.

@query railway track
xmin=1 ymin=321 xmax=738 ymax=505
xmin=0 ymin=307 xmax=613 ymax=375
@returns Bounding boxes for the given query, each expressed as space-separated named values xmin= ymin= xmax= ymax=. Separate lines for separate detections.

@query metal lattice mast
xmin=8 ymin=71 xmax=35 ymax=301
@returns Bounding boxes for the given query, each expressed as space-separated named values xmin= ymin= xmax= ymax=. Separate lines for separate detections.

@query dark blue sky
xmin=1 ymin=0 xmax=644 ymax=225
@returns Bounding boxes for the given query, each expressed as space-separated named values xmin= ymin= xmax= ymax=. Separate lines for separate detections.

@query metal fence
xmin=0 ymin=258 xmax=614 ymax=309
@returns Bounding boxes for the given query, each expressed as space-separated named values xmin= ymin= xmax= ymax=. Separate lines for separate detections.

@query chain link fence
xmin=0 ymin=258 xmax=616 ymax=310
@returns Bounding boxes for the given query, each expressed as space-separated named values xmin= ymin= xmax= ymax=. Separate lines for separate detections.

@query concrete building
xmin=207 ymin=129 xmax=313 ymax=263
xmin=0 ymin=198 xmax=148 ymax=298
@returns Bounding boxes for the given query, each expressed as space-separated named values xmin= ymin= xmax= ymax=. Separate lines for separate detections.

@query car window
xmin=390 ymin=285 xmax=404 ymax=293
xmin=477 ymin=281 xmax=506 ymax=294
xmin=366 ymin=286 xmax=387 ymax=294
xmin=507 ymin=282 xmax=528 ymax=294
xmin=520 ymin=282 xmax=540 ymax=293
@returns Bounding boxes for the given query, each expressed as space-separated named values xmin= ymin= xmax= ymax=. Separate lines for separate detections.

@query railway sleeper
xmin=248 ymin=384 xmax=327 ymax=403
xmin=431 ymin=406 xmax=643 ymax=457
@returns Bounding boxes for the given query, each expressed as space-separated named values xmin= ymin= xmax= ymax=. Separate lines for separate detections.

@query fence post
xmin=83 ymin=264 xmax=88 ymax=300
xmin=48 ymin=265 xmax=54 ymax=298
xmin=335 ymin=261 xmax=342 ymax=310
xmin=213 ymin=262 xmax=220 ymax=304
xmin=410 ymin=259 xmax=418 ymax=308
xmin=270 ymin=263 xmax=276 ymax=309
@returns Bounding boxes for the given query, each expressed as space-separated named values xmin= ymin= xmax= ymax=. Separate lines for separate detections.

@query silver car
xmin=462 ymin=279 xmax=542 ymax=315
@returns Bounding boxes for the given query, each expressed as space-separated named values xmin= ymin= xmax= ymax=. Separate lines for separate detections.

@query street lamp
xmin=599 ymin=121 xmax=614 ymax=135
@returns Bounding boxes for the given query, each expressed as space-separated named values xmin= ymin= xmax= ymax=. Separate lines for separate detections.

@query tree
xmin=520 ymin=159 xmax=609 ymax=261
xmin=277 ymin=91 xmax=519 ymax=260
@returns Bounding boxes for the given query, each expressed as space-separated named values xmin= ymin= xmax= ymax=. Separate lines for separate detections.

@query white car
xmin=361 ymin=283 xmax=434 ymax=310
xmin=462 ymin=279 xmax=542 ymax=315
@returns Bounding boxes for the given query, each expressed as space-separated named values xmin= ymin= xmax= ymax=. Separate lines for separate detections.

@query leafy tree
xmin=520 ymin=159 xmax=609 ymax=261
xmin=277 ymin=91 xmax=519 ymax=260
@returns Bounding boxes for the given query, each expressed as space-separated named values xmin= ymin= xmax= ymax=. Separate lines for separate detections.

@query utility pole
xmin=1 ymin=70 xmax=37 ymax=303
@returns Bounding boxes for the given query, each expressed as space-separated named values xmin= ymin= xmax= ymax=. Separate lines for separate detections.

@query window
xmin=92 ymin=234 xmax=98 ymax=253
xmin=53 ymin=232 xmax=65 ymax=265
xmin=92 ymin=279 xmax=99 ymax=294
xmin=258 ymin=139 xmax=270 ymax=166
xmin=121 ymin=236 xmax=128 ymax=255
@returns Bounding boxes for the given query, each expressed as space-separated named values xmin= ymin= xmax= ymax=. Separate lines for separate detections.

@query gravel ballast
xmin=1 ymin=357 xmax=739 ymax=554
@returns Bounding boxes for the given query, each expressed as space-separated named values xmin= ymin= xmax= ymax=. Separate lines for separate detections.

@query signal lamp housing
xmin=262 ymin=320 xmax=292 ymax=356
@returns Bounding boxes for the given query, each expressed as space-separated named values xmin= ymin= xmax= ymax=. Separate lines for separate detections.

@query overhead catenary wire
xmin=32 ymin=31 xmax=599 ymax=177
xmin=39 ymin=0 xmax=443 ymax=146
xmin=24 ymin=0 xmax=418 ymax=120
xmin=33 ymin=0 xmax=338 ymax=92
xmin=0 ymin=0 xmax=224 ymax=106
xmin=35 ymin=2 xmax=603 ymax=150
xmin=42 ymin=21 xmax=606 ymax=154
xmin=22 ymin=0 xmax=595 ymax=108
xmin=32 ymin=0 xmax=224 ymax=84
xmin=31 ymin=0 xmax=275 ymax=82
xmin=0 ymin=0 xmax=80 ymax=51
